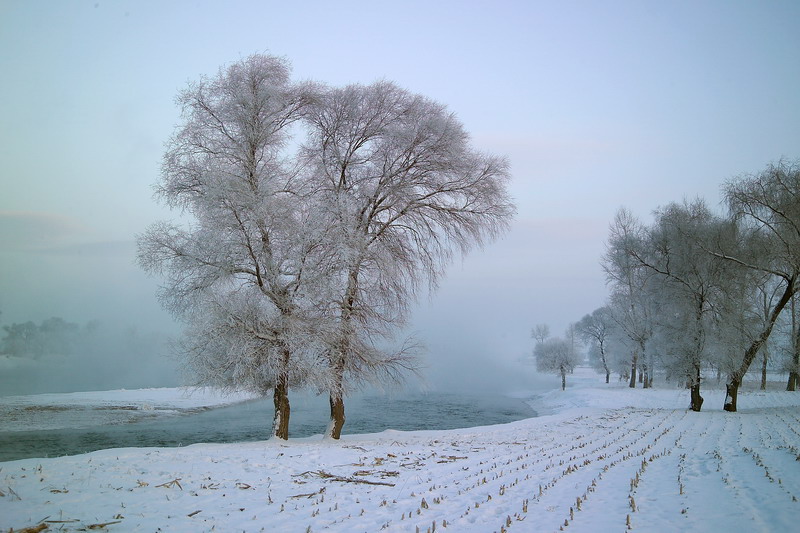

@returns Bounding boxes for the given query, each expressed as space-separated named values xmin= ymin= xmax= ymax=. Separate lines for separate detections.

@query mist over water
xmin=0 ymin=323 xmax=180 ymax=396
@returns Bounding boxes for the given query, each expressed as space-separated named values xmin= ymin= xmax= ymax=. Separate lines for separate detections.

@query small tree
xmin=531 ymin=324 xmax=550 ymax=346
xmin=576 ymin=307 xmax=613 ymax=383
xmin=535 ymin=337 xmax=580 ymax=390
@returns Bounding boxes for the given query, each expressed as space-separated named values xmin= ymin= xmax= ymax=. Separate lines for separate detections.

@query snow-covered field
xmin=0 ymin=388 xmax=257 ymax=432
xmin=3 ymin=371 xmax=800 ymax=532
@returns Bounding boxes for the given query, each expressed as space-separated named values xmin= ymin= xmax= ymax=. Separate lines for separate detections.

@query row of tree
xmin=1 ymin=316 xmax=82 ymax=358
xmin=543 ymin=160 xmax=799 ymax=411
xmin=138 ymin=54 xmax=515 ymax=439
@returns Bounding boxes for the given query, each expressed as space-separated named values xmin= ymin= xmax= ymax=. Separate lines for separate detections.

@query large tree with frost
xmin=137 ymin=55 xmax=321 ymax=439
xmin=302 ymin=81 xmax=515 ymax=438
xmin=713 ymin=159 xmax=800 ymax=411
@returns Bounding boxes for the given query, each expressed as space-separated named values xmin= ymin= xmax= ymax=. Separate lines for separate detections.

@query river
xmin=0 ymin=392 xmax=536 ymax=462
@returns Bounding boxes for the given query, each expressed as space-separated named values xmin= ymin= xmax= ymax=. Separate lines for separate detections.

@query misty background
xmin=1 ymin=1 xmax=799 ymax=396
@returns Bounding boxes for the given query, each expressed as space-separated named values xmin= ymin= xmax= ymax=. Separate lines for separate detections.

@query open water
xmin=0 ymin=392 xmax=535 ymax=462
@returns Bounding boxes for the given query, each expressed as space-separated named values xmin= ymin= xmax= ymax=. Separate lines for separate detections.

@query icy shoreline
xmin=3 ymin=370 xmax=800 ymax=532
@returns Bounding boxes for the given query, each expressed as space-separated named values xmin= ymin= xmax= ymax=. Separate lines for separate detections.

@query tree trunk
xmin=725 ymin=279 xmax=796 ymax=411
xmin=789 ymin=312 xmax=799 ymax=391
xmin=605 ymin=370 xmax=610 ymax=384
xmin=788 ymin=372 xmax=798 ymax=391
xmin=689 ymin=365 xmax=703 ymax=412
xmin=561 ymin=369 xmax=566 ymax=391
xmin=327 ymin=269 xmax=357 ymax=440
xmin=327 ymin=352 xmax=347 ymax=439
xmin=690 ymin=384 xmax=703 ymax=412
xmin=629 ymin=350 xmax=638 ymax=388
xmin=328 ymin=393 xmax=346 ymax=439
xmin=272 ymin=345 xmax=292 ymax=440
xmin=724 ymin=380 xmax=739 ymax=412
xmin=760 ymin=349 xmax=768 ymax=391
xmin=272 ymin=371 xmax=290 ymax=440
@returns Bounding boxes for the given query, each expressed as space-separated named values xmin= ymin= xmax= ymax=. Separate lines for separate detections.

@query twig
xmin=187 ymin=510 xmax=202 ymax=517
xmin=15 ymin=524 xmax=48 ymax=533
xmin=296 ymin=470 xmax=396 ymax=487
xmin=155 ymin=478 xmax=183 ymax=490
xmin=290 ymin=487 xmax=326 ymax=499
xmin=87 ymin=520 xmax=123 ymax=529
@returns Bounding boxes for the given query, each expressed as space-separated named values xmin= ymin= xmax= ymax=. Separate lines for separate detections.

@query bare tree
xmin=137 ymin=54 xmax=321 ymax=439
xmin=302 ymin=81 xmax=515 ymax=438
xmin=713 ymin=160 xmax=800 ymax=411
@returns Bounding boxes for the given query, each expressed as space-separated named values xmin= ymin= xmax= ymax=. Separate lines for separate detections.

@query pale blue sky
xmin=1 ymin=0 xmax=798 ymax=382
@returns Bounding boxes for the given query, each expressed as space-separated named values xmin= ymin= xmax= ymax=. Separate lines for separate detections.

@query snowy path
xmin=2 ymin=381 xmax=800 ymax=531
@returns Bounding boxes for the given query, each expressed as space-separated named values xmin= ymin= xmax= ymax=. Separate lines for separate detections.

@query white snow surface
xmin=3 ymin=370 xmax=800 ymax=532
xmin=0 ymin=387 xmax=257 ymax=432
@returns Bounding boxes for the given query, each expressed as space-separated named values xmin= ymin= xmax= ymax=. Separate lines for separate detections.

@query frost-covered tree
xmin=302 ymin=81 xmax=515 ymax=438
xmin=531 ymin=324 xmax=550 ymax=346
xmin=626 ymin=201 xmax=731 ymax=411
xmin=535 ymin=336 xmax=580 ymax=390
xmin=576 ymin=307 xmax=613 ymax=383
xmin=713 ymin=160 xmax=800 ymax=411
xmin=137 ymin=54 xmax=321 ymax=439
xmin=603 ymin=209 xmax=655 ymax=388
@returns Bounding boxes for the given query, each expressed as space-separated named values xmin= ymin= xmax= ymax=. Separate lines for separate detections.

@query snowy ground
xmin=0 ymin=388 xmax=257 ymax=432
xmin=3 ymin=371 xmax=800 ymax=532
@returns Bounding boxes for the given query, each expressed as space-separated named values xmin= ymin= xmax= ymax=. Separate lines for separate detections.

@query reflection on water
xmin=0 ymin=392 xmax=535 ymax=462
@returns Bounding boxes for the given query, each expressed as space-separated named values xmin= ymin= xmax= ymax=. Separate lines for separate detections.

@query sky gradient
xmin=1 ymin=0 xmax=798 ymax=388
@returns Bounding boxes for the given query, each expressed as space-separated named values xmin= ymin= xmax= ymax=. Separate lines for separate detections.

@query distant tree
xmin=137 ymin=54 xmax=321 ymax=439
xmin=626 ymin=200 xmax=732 ymax=411
xmin=535 ymin=337 xmax=580 ymax=390
xmin=603 ymin=209 xmax=655 ymax=388
xmin=712 ymin=160 xmax=800 ymax=411
xmin=576 ymin=307 xmax=613 ymax=383
xmin=1 ymin=321 xmax=40 ymax=357
xmin=531 ymin=324 xmax=550 ymax=346
xmin=303 ymin=81 xmax=515 ymax=438
xmin=1 ymin=317 xmax=79 ymax=358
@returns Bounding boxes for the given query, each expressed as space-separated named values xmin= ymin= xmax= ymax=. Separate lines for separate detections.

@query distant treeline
xmin=0 ymin=316 xmax=179 ymax=395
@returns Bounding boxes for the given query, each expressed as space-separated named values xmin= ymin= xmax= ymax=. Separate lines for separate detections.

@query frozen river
xmin=0 ymin=391 xmax=535 ymax=462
